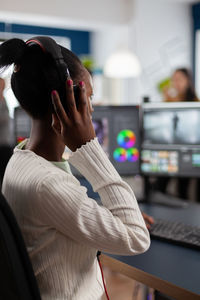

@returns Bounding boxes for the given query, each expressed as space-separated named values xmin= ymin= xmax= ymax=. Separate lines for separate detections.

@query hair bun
xmin=0 ymin=38 xmax=26 ymax=69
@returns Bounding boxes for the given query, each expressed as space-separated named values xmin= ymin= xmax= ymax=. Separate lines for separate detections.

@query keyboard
xmin=150 ymin=218 xmax=200 ymax=250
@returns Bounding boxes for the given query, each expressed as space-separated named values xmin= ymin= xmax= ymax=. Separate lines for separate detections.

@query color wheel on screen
xmin=113 ymin=148 xmax=127 ymax=162
xmin=117 ymin=129 xmax=136 ymax=149
xmin=113 ymin=129 xmax=139 ymax=163
xmin=127 ymin=148 xmax=139 ymax=162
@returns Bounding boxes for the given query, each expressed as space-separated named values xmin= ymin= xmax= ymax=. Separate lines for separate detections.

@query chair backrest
xmin=0 ymin=191 xmax=41 ymax=300
xmin=0 ymin=145 xmax=13 ymax=185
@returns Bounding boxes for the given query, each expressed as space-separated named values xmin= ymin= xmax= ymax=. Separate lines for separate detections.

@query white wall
xmin=0 ymin=0 xmax=133 ymax=30
xmin=0 ymin=0 xmax=134 ymax=114
xmin=92 ymin=0 xmax=193 ymax=104
xmin=131 ymin=0 xmax=193 ymax=102
xmin=0 ymin=0 xmax=193 ymax=105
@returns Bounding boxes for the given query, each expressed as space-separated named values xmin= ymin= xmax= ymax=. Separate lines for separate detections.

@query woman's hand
xmin=51 ymin=79 xmax=96 ymax=152
xmin=142 ymin=212 xmax=154 ymax=230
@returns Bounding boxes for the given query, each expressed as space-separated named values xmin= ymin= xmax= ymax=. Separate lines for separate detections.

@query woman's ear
xmin=51 ymin=113 xmax=62 ymax=136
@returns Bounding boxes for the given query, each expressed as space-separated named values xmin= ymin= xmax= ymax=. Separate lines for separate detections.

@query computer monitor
xmin=89 ymin=105 xmax=140 ymax=176
xmin=14 ymin=105 xmax=141 ymax=176
xmin=141 ymin=102 xmax=200 ymax=177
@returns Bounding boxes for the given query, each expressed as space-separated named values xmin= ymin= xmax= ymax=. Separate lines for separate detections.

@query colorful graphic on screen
xmin=117 ymin=129 xmax=136 ymax=149
xmin=114 ymin=129 xmax=139 ymax=163
xmin=127 ymin=148 xmax=139 ymax=162
xmin=141 ymin=150 xmax=178 ymax=173
xmin=113 ymin=148 xmax=127 ymax=162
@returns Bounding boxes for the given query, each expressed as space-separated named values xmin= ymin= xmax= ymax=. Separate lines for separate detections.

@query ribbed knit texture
xmin=2 ymin=138 xmax=150 ymax=300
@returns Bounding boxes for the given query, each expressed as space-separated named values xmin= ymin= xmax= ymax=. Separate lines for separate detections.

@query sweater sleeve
xmin=37 ymin=138 xmax=150 ymax=255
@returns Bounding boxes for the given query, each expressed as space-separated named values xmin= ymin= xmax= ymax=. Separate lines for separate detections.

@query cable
xmin=97 ymin=251 xmax=110 ymax=300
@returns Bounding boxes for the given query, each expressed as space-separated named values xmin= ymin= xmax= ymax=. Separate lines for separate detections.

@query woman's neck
xmin=25 ymin=117 xmax=65 ymax=162
xmin=0 ymin=93 xmax=4 ymax=101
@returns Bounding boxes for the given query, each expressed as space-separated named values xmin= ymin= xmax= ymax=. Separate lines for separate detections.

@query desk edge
xmin=101 ymin=254 xmax=200 ymax=300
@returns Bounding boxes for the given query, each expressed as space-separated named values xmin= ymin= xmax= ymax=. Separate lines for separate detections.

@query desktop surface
xmin=105 ymin=203 xmax=200 ymax=297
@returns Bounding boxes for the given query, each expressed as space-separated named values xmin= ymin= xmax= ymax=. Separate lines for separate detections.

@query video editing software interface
xmin=91 ymin=105 xmax=140 ymax=176
xmin=141 ymin=102 xmax=200 ymax=177
xmin=14 ymin=105 xmax=141 ymax=176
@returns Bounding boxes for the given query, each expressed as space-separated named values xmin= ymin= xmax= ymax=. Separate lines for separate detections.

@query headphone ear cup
xmin=55 ymin=59 xmax=69 ymax=83
xmin=26 ymin=36 xmax=69 ymax=107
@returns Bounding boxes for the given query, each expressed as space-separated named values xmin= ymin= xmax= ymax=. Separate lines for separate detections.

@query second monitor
xmin=141 ymin=102 xmax=200 ymax=177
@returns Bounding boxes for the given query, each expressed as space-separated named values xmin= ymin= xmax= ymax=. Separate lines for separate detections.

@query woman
xmin=0 ymin=37 xmax=150 ymax=300
xmin=163 ymin=68 xmax=198 ymax=102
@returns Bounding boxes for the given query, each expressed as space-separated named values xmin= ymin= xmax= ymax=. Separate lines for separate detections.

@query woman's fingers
xmin=65 ymin=79 xmax=78 ymax=116
xmin=77 ymin=81 xmax=90 ymax=116
xmin=51 ymin=80 xmax=95 ymax=151
xmin=51 ymin=90 xmax=69 ymax=125
xmin=142 ymin=212 xmax=154 ymax=230
xmin=52 ymin=80 xmax=89 ymax=124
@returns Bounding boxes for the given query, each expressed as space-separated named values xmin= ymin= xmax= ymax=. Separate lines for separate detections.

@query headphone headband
xmin=26 ymin=39 xmax=46 ymax=52
xmin=26 ymin=36 xmax=70 ymax=80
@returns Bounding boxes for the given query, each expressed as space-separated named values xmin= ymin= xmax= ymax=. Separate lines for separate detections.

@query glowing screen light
xmin=114 ymin=129 xmax=139 ymax=163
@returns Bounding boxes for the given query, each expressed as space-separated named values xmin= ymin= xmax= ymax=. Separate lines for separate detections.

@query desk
xmin=101 ymin=203 xmax=200 ymax=300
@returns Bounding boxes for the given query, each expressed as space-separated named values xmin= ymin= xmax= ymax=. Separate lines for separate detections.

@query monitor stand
xmin=141 ymin=176 xmax=188 ymax=208
xmin=147 ymin=191 xmax=188 ymax=208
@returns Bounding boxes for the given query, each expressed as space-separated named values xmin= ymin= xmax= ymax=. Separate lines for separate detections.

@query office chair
xmin=0 ymin=191 xmax=41 ymax=300
xmin=0 ymin=145 xmax=13 ymax=185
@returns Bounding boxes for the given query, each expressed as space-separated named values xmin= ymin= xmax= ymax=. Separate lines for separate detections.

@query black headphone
xmin=25 ymin=36 xmax=79 ymax=109
xmin=26 ymin=36 xmax=70 ymax=83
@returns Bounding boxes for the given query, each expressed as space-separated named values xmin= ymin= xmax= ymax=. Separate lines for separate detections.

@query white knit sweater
xmin=2 ymin=138 xmax=150 ymax=300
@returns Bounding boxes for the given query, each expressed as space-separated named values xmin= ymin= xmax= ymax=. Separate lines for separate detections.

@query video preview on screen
xmin=143 ymin=109 xmax=200 ymax=145
xmin=141 ymin=150 xmax=179 ymax=174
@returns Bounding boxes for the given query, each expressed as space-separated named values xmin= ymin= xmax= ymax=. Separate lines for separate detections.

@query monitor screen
xmin=91 ymin=105 xmax=140 ymax=176
xmin=141 ymin=102 xmax=200 ymax=177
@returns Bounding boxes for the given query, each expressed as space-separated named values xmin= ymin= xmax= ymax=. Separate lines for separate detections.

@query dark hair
xmin=0 ymin=37 xmax=85 ymax=118
xmin=174 ymin=68 xmax=198 ymax=101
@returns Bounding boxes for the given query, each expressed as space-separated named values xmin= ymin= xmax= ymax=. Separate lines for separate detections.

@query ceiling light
xmin=104 ymin=49 xmax=141 ymax=78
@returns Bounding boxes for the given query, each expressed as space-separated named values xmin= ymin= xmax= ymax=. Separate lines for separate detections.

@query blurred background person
xmin=0 ymin=77 xmax=13 ymax=186
xmin=163 ymin=68 xmax=199 ymax=102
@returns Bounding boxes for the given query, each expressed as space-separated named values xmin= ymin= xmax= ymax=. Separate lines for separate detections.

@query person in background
xmin=163 ymin=68 xmax=198 ymax=102
xmin=0 ymin=77 xmax=13 ymax=185
xmin=159 ymin=68 xmax=199 ymax=200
